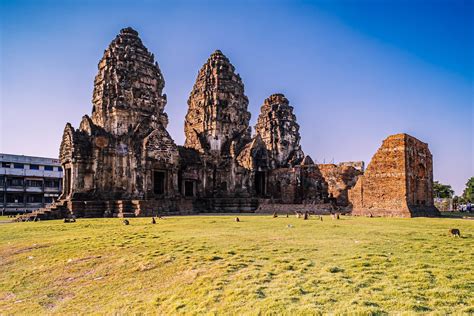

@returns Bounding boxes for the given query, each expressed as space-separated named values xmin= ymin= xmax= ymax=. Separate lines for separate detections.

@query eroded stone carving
xmin=184 ymin=50 xmax=251 ymax=156
xmin=92 ymin=27 xmax=168 ymax=135
xmin=255 ymin=94 xmax=304 ymax=168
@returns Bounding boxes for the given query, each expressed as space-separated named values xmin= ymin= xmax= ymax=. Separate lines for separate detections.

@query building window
xmin=44 ymin=197 xmax=53 ymax=203
xmin=26 ymin=179 xmax=43 ymax=187
xmin=153 ymin=171 xmax=166 ymax=195
xmin=6 ymin=194 xmax=24 ymax=203
xmin=44 ymin=165 xmax=54 ymax=171
xmin=184 ymin=180 xmax=195 ymax=197
xmin=57 ymin=166 xmax=63 ymax=172
xmin=1 ymin=162 xmax=11 ymax=168
xmin=30 ymin=164 xmax=40 ymax=170
xmin=7 ymin=178 xmax=24 ymax=187
xmin=26 ymin=195 xmax=42 ymax=203
xmin=0 ymin=176 xmax=4 ymax=186
xmin=44 ymin=179 xmax=60 ymax=188
xmin=13 ymin=163 xmax=24 ymax=169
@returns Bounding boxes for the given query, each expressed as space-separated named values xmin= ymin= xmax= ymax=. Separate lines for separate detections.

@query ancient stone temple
xmin=349 ymin=134 xmax=440 ymax=217
xmin=57 ymin=27 xmax=180 ymax=217
xmin=255 ymin=94 xmax=304 ymax=168
xmin=184 ymin=50 xmax=251 ymax=155
xmin=26 ymin=27 xmax=438 ymax=220
xmin=181 ymin=49 xmax=256 ymax=209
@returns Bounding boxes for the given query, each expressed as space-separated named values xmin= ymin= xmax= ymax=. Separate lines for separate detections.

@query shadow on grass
xmin=440 ymin=212 xmax=474 ymax=219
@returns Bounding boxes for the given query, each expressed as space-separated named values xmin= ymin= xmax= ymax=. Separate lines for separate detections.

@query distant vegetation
xmin=1 ymin=215 xmax=473 ymax=314
xmin=462 ymin=177 xmax=474 ymax=203
xmin=433 ymin=181 xmax=454 ymax=198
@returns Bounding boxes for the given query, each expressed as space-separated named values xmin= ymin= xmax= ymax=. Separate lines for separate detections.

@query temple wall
xmin=317 ymin=163 xmax=363 ymax=207
xmin=349 ymin=134 xmax=439 ymax=217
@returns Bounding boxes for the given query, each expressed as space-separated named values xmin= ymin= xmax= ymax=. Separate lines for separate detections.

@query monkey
xmin=151 ymin=217 xmax=156 ymax=224
xmin=123 ymin=219 xmax=130 ymax=225
xmin=449 ymin=228 xmax=461 ymax=237
xmin=235 ymin=217 xmax=240 ymax=222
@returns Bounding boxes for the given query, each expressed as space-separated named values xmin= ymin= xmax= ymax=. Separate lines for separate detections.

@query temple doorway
xmin=255 ymin=171 xmax=266 ymax=196
xmin=153 ymin=171 xmax=166 ymax=195
xmin=64 ymin=167 xmax=71 ymax=196
xmin=184 ymin=180 xmax=195 ymax=197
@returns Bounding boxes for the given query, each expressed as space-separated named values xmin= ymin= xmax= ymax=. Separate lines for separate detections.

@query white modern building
xmin=0 ymin=153 xmax=63 ymax=214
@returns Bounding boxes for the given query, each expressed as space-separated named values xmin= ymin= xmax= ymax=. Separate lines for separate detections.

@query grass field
xmin=1 ymin=214 xmax=473 ymax=314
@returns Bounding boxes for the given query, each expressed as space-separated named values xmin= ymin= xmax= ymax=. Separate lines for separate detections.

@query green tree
xmin=433 ymin=181 xmax=454 ymax=198
xmin=462 ymin=177 xmax=474 ymax=203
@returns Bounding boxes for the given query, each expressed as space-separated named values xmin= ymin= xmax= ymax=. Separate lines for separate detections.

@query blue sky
xmin=0 ymin=0 xmax=472 ymax=194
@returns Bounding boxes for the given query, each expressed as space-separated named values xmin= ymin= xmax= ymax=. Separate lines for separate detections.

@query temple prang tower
xmin=92 ymin=27 xmax=168 ymax=135
xmin=58 ymin=27 xmax=180 ymax=217
xmin=182 ymin=50 xmax=256 ymax=200
xmin=184 ymin=50 xmax=251 ymax=156
xmin=255 ymin=94 xmax=305 ymax=169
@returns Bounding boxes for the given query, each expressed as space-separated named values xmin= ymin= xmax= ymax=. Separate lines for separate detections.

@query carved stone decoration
xmin=184 ymin=50 xmax=251 ymax=155
xmin=255 ymin=94 xmax=304 ymax=168
xmin=59 ymin=123 xmax=75 ymax=163
xmin=143 ymin=128 xmax=179 ymax=164
xmin=349 ymin=134 xmax=440 ymax=217
xmin=91 ymin=27 xmax=168 ymax=135
xmin=301 ymin=155 xmax=314 ymax=166
xmin=236 ymin=135 xmax=269 ymax=170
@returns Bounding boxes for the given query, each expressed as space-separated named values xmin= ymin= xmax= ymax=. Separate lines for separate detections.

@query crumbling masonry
xmin=34 ymin=28 xmax=438 ymax=219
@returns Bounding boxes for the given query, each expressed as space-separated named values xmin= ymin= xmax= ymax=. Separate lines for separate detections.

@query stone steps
xmin=17 ymin=203 xmax=71 ymax=221
xmin=206 ymin=197 xmax=259 ymax=213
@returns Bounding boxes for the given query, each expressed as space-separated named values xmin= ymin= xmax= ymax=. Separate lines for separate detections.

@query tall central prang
xmin=184 ymin=50 xmax=251 ymax=156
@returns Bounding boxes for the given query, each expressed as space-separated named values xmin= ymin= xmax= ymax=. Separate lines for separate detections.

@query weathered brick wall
xmin=349 ymin=134 xmax=439 ymax=217
xmin=267 ymin=168 xmax=299 ymax=203
xmin=256 ymin=202 xmax=335 ymax=214
xmin=266 ymin=164 xmax=360 ymax=206
xmin=317 ymin=163 xmax=362 ymax=206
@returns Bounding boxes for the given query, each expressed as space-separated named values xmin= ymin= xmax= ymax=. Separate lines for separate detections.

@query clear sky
xmin=0 ymin=0 xmax=472 ymax=194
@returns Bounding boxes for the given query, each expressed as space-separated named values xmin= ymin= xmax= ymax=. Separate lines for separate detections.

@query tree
xmin=433 ymin=181 xmax=454 ymax=199
xmin=462 ymin=177 xmax=474 ymax=203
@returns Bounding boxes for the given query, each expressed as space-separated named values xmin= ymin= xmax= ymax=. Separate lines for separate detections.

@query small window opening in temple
xmin=184 ymin=180 xmax=194 ymax=197
xmin=153 ymin=171 xmax=166 ymax=195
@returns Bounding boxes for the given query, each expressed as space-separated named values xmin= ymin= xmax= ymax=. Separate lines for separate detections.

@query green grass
xmin=1 ymin=215 xmax=473 ymax=314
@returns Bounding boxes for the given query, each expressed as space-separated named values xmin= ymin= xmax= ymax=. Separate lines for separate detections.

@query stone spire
xmin=184 ymin=50 xmax=251 ymax=155
xmin=91 ymin=27 xmax=167 ymax=135
xmin=255 ymin=93 xmax=304 ymax=168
